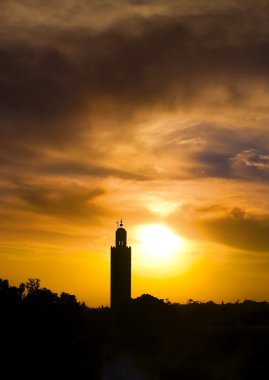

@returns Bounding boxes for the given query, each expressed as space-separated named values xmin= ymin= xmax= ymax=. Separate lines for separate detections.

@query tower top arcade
xmin=115 ymin=219 xmax=127 ymax=247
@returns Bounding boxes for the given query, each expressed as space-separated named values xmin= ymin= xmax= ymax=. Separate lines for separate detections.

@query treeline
xmin=0 ymin=278 xmax=86 ymax=344
xmin=0 ymin=277 xmax=85 ymax=309
xmin=2 ymin=277 xmax=269 ymax=329
xmin=0 ymin=278 xmax=88 ymax=377
xmin=1 ymin=278 xmax=269 ymax=379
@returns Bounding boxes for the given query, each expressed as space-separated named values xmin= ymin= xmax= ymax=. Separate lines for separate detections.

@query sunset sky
xmin=1 ymin=0 xmax=269 ymax=306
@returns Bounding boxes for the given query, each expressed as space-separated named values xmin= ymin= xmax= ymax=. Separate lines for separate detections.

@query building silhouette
xmin=110 ymin=220 xmax=131 ymax=309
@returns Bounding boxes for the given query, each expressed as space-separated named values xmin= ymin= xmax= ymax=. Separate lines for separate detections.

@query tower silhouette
xmin=110 ymin=220 xmax=131 ymax=309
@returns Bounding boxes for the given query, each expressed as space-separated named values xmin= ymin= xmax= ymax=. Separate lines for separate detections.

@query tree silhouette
xmin=0 ymin=277 xmax=269 ymax=379
xmin=25 ymin=278 xmax=40 ymax=294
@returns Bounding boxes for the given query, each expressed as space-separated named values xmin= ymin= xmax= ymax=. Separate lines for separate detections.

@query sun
xmin=134 ymin=224 xmax=186 ymax=271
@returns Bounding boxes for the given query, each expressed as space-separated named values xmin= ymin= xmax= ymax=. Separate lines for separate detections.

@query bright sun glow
xmin=134 ymin=224 xmax=186 ymax=273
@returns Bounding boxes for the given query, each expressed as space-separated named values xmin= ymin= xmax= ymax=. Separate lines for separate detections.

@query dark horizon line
xmin=1 ymin=276 xmax=268 ymax=309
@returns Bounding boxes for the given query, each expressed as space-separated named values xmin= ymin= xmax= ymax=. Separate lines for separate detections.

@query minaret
xmin=110 ymin=220 xmax=131 ymax=309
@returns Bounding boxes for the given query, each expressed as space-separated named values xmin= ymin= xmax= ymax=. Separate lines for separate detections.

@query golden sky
xmin=1 ymin=0 xmax=269 ymax=306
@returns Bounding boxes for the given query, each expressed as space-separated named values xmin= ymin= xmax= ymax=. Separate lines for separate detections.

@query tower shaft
xmin=110 ymin=221 xmax=131 ymax=309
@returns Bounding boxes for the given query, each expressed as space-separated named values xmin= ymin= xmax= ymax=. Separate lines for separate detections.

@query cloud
xmin=1 ymin=0 xmax=269 ymax=242
xmin=231 ymin=149 xmax=269 ymax=181
xmin=0 ymin=0 xmax=268 ymax=181
xmin=231 ymin=149 xmax=269 ymax=169
xmin=172 ymin=205 xmax=269 ymax=253
xmin=201 ymin=212 xmax=269 ymax=253
xmin=0 ymin=1 xmax=251 ymax=35
xmin=1 ymin=1 xmax=269 ymax=133
xmin=147 ymin=123 xmax=269 ymax=181
xmin=17 ymin=186 xmax=105 ymax=219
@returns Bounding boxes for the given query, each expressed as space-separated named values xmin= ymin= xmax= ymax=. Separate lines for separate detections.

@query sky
xmin=1 ymin=0 xmax=269 ymax=306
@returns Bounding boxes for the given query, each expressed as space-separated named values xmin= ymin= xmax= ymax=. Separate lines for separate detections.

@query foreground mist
xmin=1 ymin=278 xmax=269 ymax=379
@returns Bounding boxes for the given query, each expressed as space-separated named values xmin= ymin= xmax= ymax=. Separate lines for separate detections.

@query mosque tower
xmin=110 ymin=220 xmax=131 ymax=309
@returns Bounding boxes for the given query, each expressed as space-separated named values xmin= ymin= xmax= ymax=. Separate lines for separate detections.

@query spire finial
xmin=120 ymin=219 xmax=123 ymax=227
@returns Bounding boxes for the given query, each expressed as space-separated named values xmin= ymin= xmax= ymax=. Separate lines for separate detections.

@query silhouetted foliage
xmin=1 ymin=278 xmax=269 ymax=379
xmin=25 ymin=277 xmax=40 ymax=294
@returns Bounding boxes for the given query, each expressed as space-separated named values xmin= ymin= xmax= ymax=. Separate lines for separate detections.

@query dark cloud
xmin=231 ymin=149 xmax=269 ymax=169
xmin=196 ymin=147 xmax=269 ymax=182
xmin=0 ymin=44 xmax=83 ymax=146
xmin=43 ymin=161 xmax=150 ymax=181
xmin=194 ymin=151 xmax=232 ymax=178
xmin=16 ymin=185 xmax=107 ymax=221
xmin=200 ymin=212 xmax=269 ymax=253
xmin=129 ymin=0 xmax=154 ymax=5
xmin=172 ymin=205 xmax=269 ymax=253
xmin=1 ymin=4 xmax=269 ymax=137
xmin=156 ymin=123 xmax=269 ymax=181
